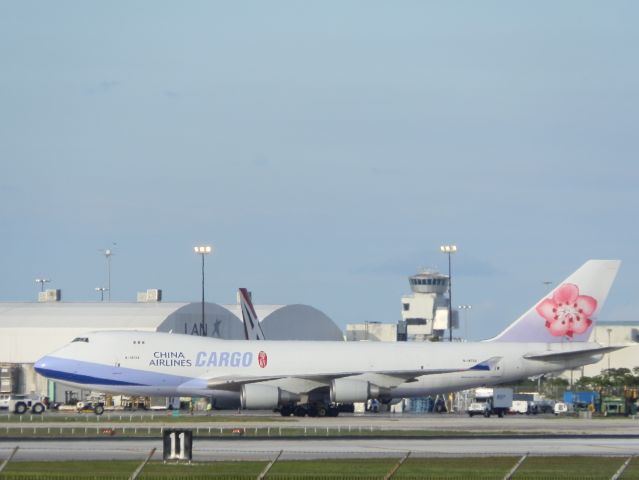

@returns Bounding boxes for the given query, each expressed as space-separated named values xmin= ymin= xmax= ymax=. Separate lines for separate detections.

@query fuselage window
xmin=72 ymin=337 xmax=89 ymax=343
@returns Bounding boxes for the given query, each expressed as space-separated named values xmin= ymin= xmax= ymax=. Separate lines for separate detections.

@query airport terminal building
xmin=0 ymin=298 xmax=344 ymax=402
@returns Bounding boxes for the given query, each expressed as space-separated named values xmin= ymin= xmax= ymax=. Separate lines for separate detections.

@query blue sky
xmin=1 ymin=1 xmax=637 ymax=339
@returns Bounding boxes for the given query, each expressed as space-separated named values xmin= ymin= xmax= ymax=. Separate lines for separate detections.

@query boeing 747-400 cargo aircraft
xmin=35 ymin=260 xmax=623 ymax=417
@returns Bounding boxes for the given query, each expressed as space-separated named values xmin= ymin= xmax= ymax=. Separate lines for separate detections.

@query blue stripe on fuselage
xmin=34 ymin=356 xmax=194 ymax=388
xmin=34 ymin=367 xmax=145 ymax=386
xmin=469 ymin=363 xmax=491 ymax=371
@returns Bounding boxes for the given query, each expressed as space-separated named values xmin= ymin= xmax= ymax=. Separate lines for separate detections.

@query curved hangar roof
xmin=0 ymin=301 xmax=344 ymax=363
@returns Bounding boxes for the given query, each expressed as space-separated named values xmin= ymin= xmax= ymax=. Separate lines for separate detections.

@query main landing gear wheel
xmin=280 ymin=406 xmax=293 ymax=417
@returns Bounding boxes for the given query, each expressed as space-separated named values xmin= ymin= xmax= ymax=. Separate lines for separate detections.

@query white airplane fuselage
xmin=36 ymin=330 xmax=604 ymax=402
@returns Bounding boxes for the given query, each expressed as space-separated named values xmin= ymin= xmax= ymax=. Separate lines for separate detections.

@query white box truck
xmin=467 ymin=388 xmax=513 ymax=418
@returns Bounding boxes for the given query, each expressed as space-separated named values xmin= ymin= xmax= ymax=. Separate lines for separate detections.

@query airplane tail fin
xmin=239 ymin=288 xmax=266 ymax=340
xmin=489 ymin=260 xmax=620 ymax=343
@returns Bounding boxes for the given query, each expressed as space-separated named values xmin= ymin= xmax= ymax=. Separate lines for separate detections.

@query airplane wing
xmin=523 ymin=345 xmax=627 ymax=362
xmin=206 ymin=364 xmax=493 ymax=391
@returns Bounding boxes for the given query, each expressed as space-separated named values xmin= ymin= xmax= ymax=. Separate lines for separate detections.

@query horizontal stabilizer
xmin=523 ymin=345 xmax=627 ymax=362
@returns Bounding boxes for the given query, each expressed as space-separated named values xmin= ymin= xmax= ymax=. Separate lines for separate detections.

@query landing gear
xmin=327 ymin=406 xmax=339 ymax=417
xmin=278 ymin=403 xmax=340 ymax=418
xmin=280 ymin=405 xmax=294 ymax=417
xmin=304 ymin=405 xmax=325 ymax=417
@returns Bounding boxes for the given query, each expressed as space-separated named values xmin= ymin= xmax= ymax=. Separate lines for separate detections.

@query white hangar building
xmin=0 ymin=300 xmax=344 ymax=401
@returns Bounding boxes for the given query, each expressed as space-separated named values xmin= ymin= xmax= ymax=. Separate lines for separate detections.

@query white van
xmin=511 ymin=400 xmax=529 ymax=414
xmin=554 ymin=402 xmax=568 ymax=415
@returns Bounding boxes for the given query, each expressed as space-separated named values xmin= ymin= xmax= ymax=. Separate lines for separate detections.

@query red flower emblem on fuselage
xmin=536 ymin=283 xmax=597 ymax=338
xmin=258 ymin=351 xmax=267 ymax=368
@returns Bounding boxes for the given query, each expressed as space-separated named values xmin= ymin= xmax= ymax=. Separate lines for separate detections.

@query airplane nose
xmin=34 ymin=355 xmax=79 ymax=382
xmin=34 ymin=355 xmax=53 ymax=375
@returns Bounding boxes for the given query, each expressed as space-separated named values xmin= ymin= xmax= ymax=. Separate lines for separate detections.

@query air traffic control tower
xmin=400 ymin=270 xmax=458 ymax=341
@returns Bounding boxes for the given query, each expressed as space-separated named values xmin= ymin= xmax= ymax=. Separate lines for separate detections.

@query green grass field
xmin=0 ymin=457 xmax=637 ymax=479
xmin=0 ymin=414 xmax=293 ymax=424
xmin=0 ymin=425 xmax=557 ymax=439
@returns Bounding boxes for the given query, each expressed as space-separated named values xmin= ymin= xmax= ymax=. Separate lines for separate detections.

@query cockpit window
xmin=72 ymin=337 xmax=89 ymax=343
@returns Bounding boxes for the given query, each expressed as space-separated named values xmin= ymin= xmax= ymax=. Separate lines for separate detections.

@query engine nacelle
xmin=330 ymin=379 xmax=389 ymax=403
xmin=240 ymin=384 xmax=300 ymax=410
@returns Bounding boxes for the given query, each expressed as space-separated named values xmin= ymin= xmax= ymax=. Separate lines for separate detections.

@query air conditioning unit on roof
xmin=138 ymin=289 xmax=162 ymax=302
xmin=38 ymin=289 xmax=61 ymax=302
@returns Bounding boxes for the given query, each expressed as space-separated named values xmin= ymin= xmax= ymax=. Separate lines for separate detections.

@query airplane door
xmin=113 ymin=354 xmax=122 ymax=378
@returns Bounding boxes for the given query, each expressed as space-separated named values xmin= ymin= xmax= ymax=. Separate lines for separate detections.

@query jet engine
xmin=330 ymin=378 xmax=390 ymax=403
xmin=240 ymin=384 xmax=300 ymax=410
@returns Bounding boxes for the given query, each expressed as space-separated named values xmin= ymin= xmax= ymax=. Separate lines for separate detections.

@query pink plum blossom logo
xmin=258 ymin=351 xmax=268 ymax=368
xmin=536 ymin=283 xmax=597 ymax=338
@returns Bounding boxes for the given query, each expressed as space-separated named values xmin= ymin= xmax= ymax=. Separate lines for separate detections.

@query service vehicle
xmin=554 ymin=402 xmax=568 ymax=415
xmin=467 ymin=401 xmax=490 ymax=417
xmin=468 ymin=387 xmax=513 ymax=417
xmin=8 ymin=394 xmax=47 ymax=414
xmin=511 ymin=400 xmax=529 ymax=414
xmin=76 ymin=401 xmax=105 ymax=415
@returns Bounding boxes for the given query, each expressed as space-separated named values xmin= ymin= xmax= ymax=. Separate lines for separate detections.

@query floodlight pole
xmin=107 ymin=251 xmax=111 ymax=301
xmin=101 ymin=244 xmax=116 ymax=302
xmin=34 ymin=278 xmax=51 ymax=292
xmin=193 ymin=245 xmax=213 ymax=336
xmin=95 ymin=287 xmax=108 ymax=302
xmin=201 ymin=253 xmax=204 ymax=327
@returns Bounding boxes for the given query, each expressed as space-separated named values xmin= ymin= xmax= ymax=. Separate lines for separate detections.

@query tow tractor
xmin=8 ymin=394 xmax=48 ymax=415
